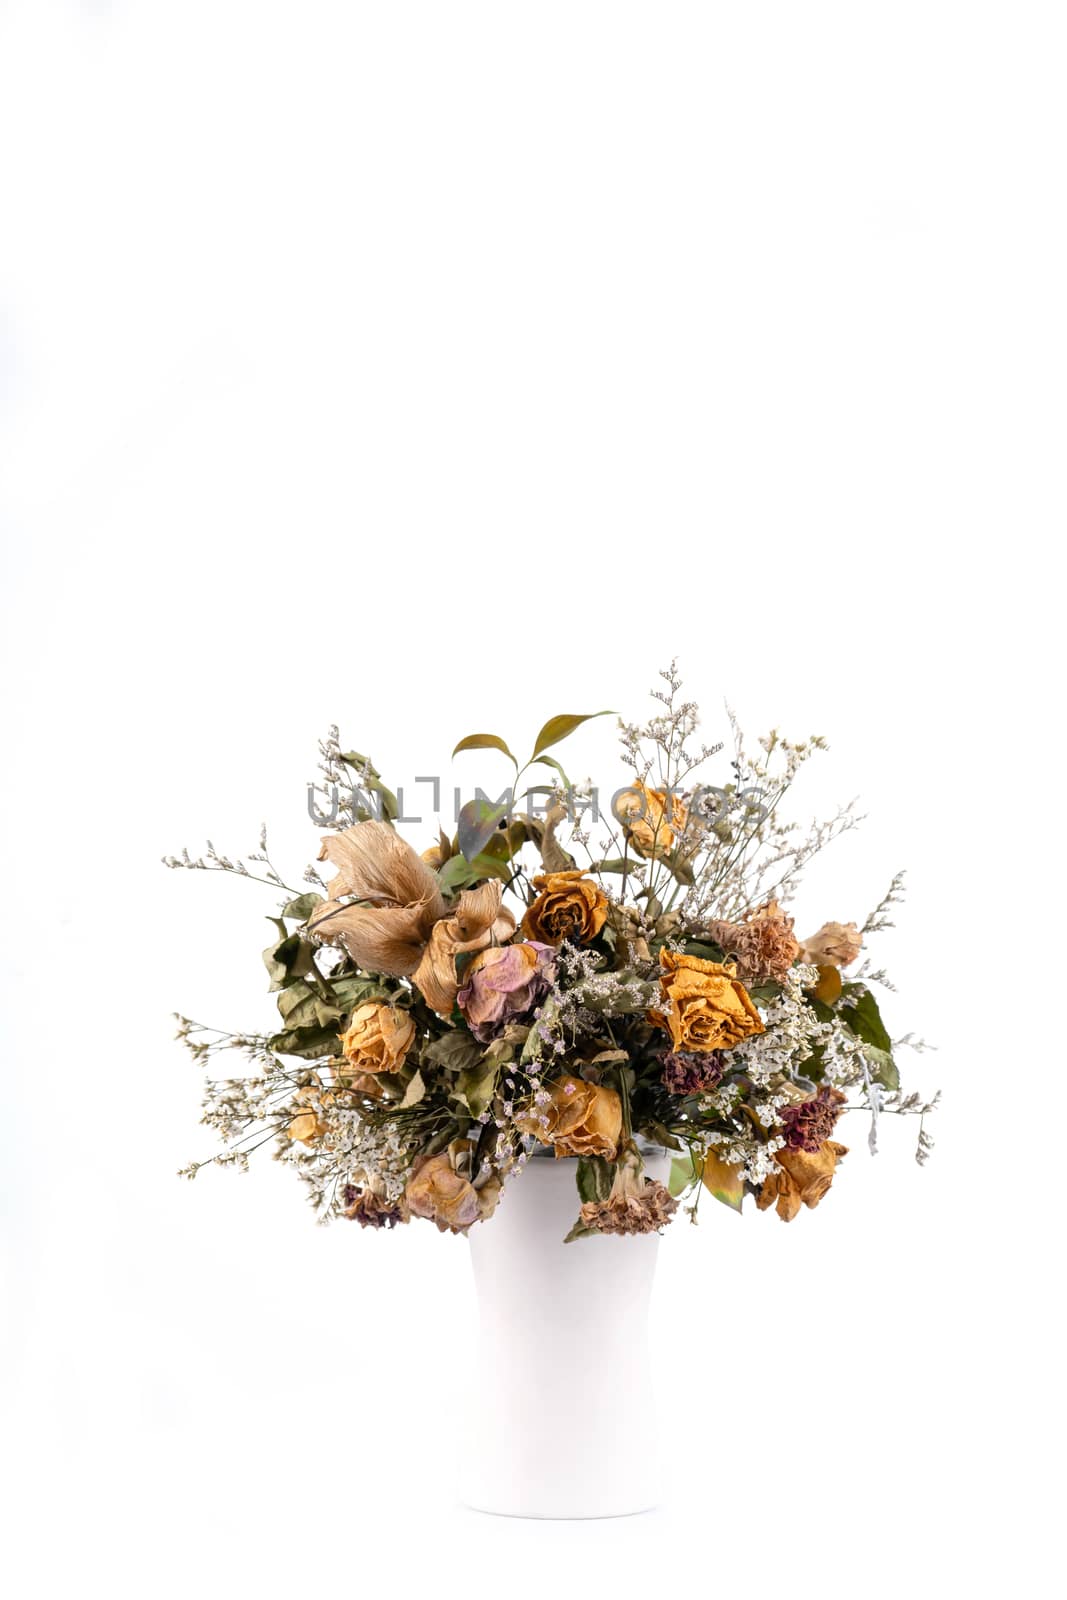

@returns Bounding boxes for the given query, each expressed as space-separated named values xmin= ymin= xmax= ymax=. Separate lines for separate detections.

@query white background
xmin=1 ymin=3 xmax=1062 ymax=1595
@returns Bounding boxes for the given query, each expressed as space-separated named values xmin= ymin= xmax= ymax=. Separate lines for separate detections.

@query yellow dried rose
xmin=517 ymin=1074 xmax=623 ymax=1159
xmin=613 ymin=783 xmax=687 ymax=858
xmin=649 ymin=951 xmax=764 ymax=1052
xmin=798 ymin=920 xmax=862 ymax=969
xmin=756 ymin=1139 xmax=849 ymax=1222
xmin=521 ymin=870 xmax=608 ymax=946
xmin=404 ymin=1144 xmax=502 ymax=1234
xmin=286 ymin=1081 xmax=339 ymax=1144
xmin=338 ymin=1001 xmax=416 ymax=1074
xmin=287 ymin=1103 xmax=325 ymax=1145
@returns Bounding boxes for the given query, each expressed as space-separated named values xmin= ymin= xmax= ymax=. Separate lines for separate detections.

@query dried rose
xmin=521 ymin=870 xmax=608 ymax=946
xmin=798 ymin=920 xmax=862 ymax=969
xmin=613 ymin=783 xmax=687 ymax=858
xmin=404 ymin=1144 xmax=502 ymax=1234
xmin=778 ymin=1085 xmax=847 ymax=1152
xmin=661 ymin=1049 xmax=725 ymax=1095
xmin=287 ymin=1094 xmax=326 ymax=1145
xmin=756 ymin=1139 xmax=849 ymax=1222
xmin=338 ymin=1001 xmax=416 ymax=1074
xmin=286 ymin=1080 xmax=348 ymax=1144
xmin=412 ymin=880 xmax=517 ymax=1015
xmin=649 ymin=952 xmax=764 ymax=1053
xmin=457 ymin=941 xmax=556 ymax=1043
xmin=517 ymin=1074 xmax=622 ymax=1160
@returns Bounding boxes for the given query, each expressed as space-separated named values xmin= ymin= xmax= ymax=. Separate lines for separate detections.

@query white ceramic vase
xmin=461 ymin=1146 xmax=670 ymax=1519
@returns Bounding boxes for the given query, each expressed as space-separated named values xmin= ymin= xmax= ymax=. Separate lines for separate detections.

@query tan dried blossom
xmin=308 ymin=821 xmax=515 ymax=1013
xmin=798 ymin=920 xmax=862 ymax=969
xmin=706 ymin=898 xmax=800 ymax=985
xmin=580 ymin=1180 xmax=678 ymax=1235
xmin=309 ymin=821 xmax=445 ymax=974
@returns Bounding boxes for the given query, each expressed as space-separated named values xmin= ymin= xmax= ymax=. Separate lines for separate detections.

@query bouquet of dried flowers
xmin=170 ymin=667 xmax=936 ymax=1239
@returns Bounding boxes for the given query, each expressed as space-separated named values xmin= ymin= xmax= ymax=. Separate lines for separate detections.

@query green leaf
xmin=563 ymin=1218 xmax=598 ymax=1242
xmin=530 ymin=711 xmax=614 ymax=761
xmin=679 ymin=938 xmax=728 ymax=963
xmin=863 ymin=1044 xmax=900 ymax=1091
xmin=261 ymin=926 xmax=315 ymax=992
xmin=452 ymin=732 xmax=518 ymax=767
xmin=421 ymin=1030 xmax=485 ymax=1074
xmin=328 ymin=975 xmax=390 ymax=1015
xmin=575 ymin=1156 xmax=614 ymax=1204
xmin=590 ymin=858 xmax=635 ymax=876
xmin=664 ymin=849 xmax=696 ymax=886
xmin=806 ymin=996 xmax=836 ymax=1025
xmin=454 ymin=1062 xmax=499 ymax=1118
xmin=529 ymin=753 xmax=571 ymax=785
xmin=841 ymin=986 xmax=893 ymax=1053
xmin=338 ymin=751 xmax=398 ymax=822
xmin=399 ymin=1069 xmax=426 ymax=1109
xmin=701 ymin=1148 xmax=745 ymax=1212
xmin=669 ymin=1153 xmax=699 ymax=1197
xmin=276 ymin=982 xmax=343 ymax=1032
xmin=281 ymin=891 xmax=324 ymax=922
xmin=268 ymin=1025 xmax=339 ymax=1060
xmin=437 ymin=847 xmax=512 ymax=893
xmin=644 ymin=1121 xmax=683 ymax=1152
xmin=457 ymin=796 xmax=510 ymax=863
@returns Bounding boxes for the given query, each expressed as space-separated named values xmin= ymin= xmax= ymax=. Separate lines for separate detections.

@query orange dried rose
xmin=756 ymin=1139 xmax=849 ymax=1222
xmin=517 ymin=1074 xmax=623 ymax=1159
xmin=649 ymin=951 xmax=764 ymax=1052
xmin=338 ymin=1001 xmax=416 ymax=1075
xmin=521 ymin=871 xmax=608 ymax=946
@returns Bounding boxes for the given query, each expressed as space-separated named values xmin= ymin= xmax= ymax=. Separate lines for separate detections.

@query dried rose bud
xmin=341 ymin=1184 xmax=406 ymax=1229
xmin=661 ymin=1049 xmax=726 ymax=1095
xmin=778 ymin=1085 xmax=848 ymax=1152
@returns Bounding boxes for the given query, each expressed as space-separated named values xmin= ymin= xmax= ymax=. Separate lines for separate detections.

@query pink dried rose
xmin=404 ymin=1141 xmax=502 ymax=1234
xmin=456 ymin=941 xmax=556 ymax=1042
